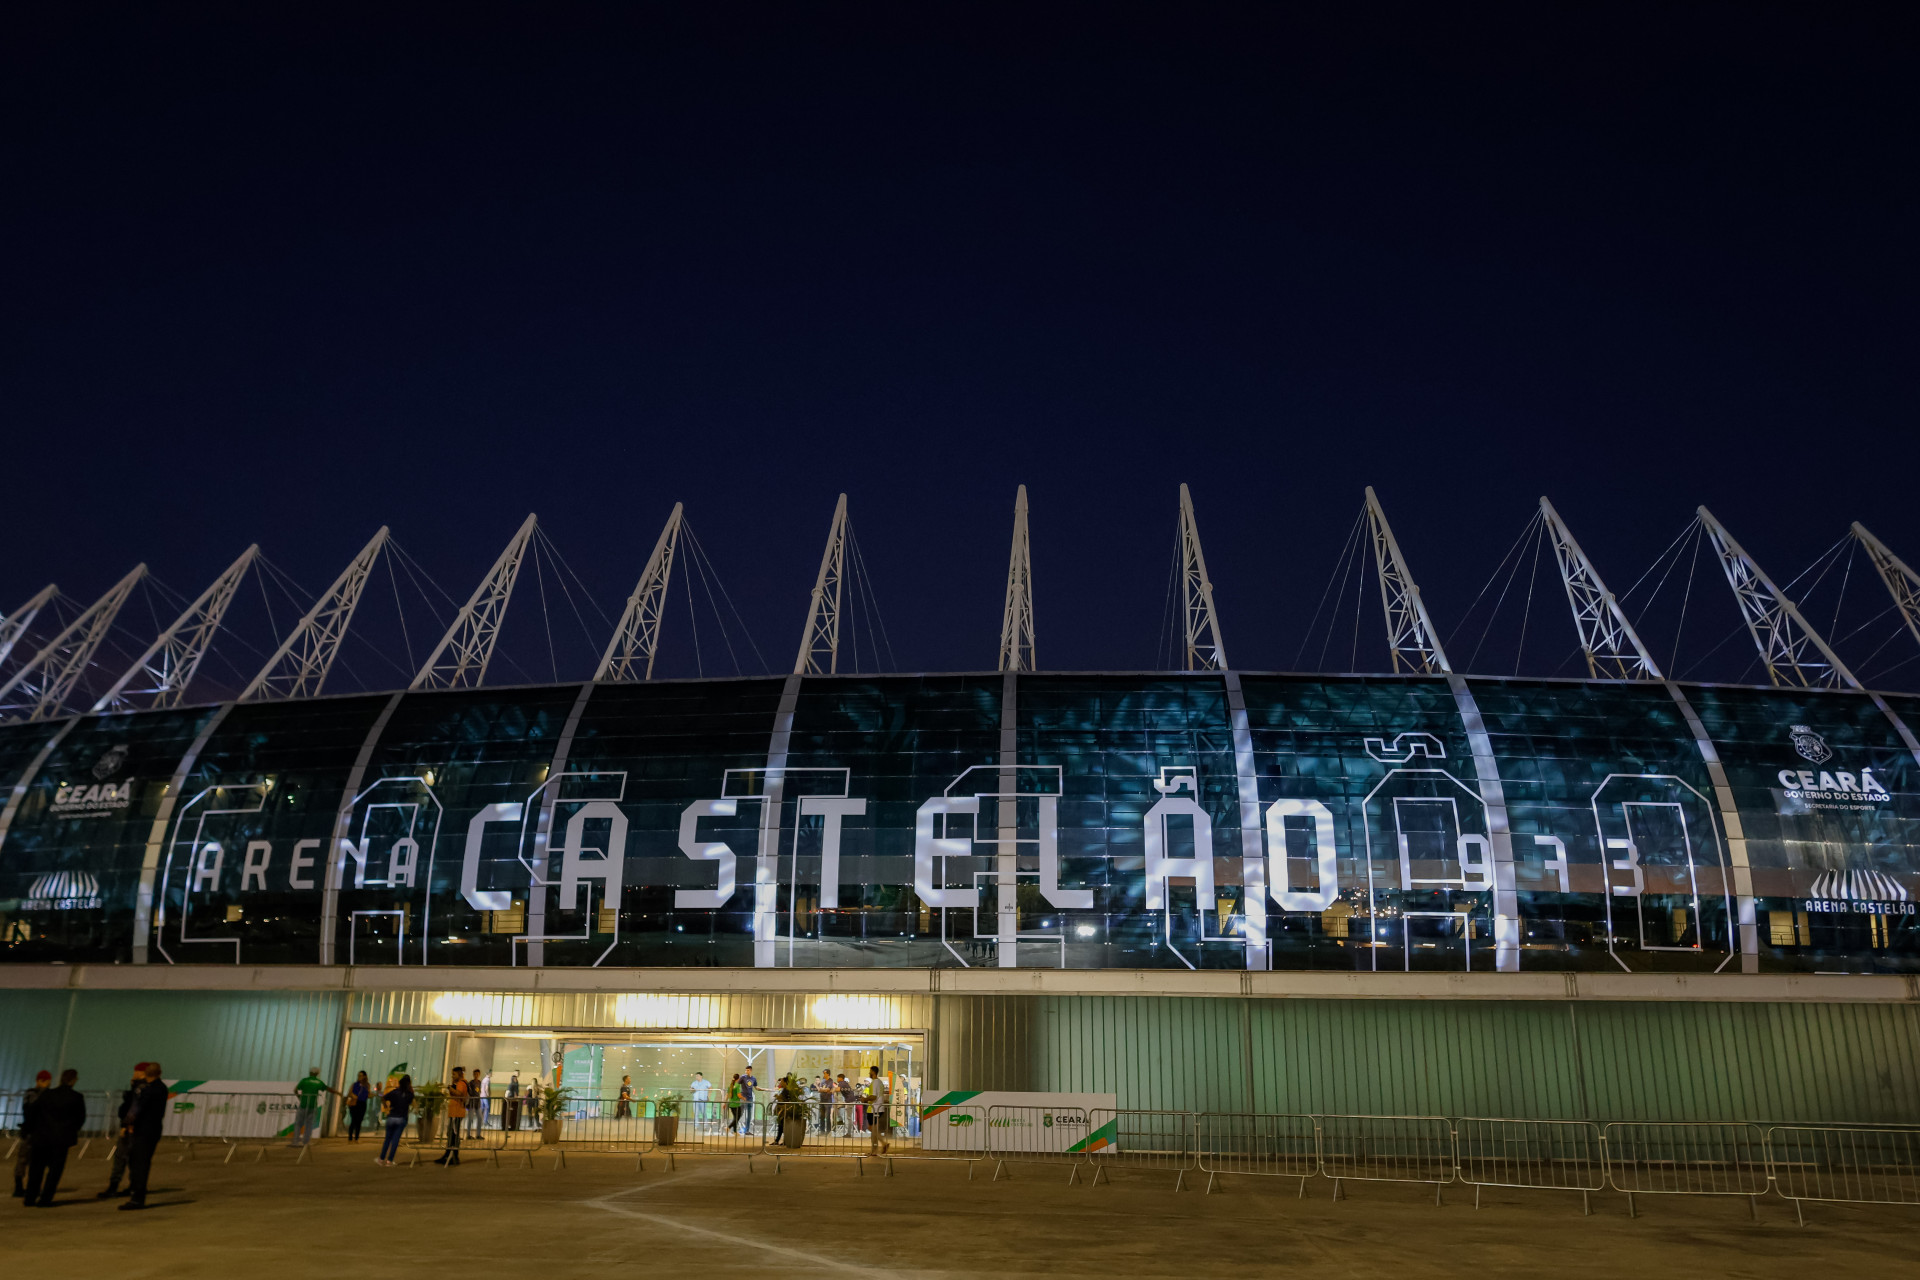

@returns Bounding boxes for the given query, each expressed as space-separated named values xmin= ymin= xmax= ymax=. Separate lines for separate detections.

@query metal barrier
xmin=1767 ymin=1125 xmax=1920 ymax=1225
xmin=1319 ymin=1114 xmax=1456 ymax=1203
xmin=1455 ymin=1118 xmax=1605 ymax=1213
xmin=986 ymin=1105 xmax=1102 ymax=1183
xmin=1 ymin=1089 xmax=119 ymax=1163
xmin=1082 ymin=1109 xmax=1196 ymax=1189
xmin=1603 ymin=1121 xmax=1769 ymax=1218
xmin=1195 ymin=1112 xmax=1319 ymax=1195
xmin=161 ymin=1091 xmax=315 ymax=1163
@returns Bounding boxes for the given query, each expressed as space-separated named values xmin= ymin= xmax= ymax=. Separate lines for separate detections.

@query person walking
xmin=836 ymin=1073 xmax=858 ymax=1132
xmin=376 ymin=1074 xmax=413 ymax=1166
xmin=689 ymin=1072 xmax=711 ymax=1131
xmin=12 ymin=1069 xmax=50 ymax=1198
xmin=290 ymin=1067 xmax=336 ymax=1147
xmin=865 ymin=1066 xmax=891 ymax=1155
xmin=738 ymin=1068 xmax=757 ymax=1135
xmin=615 ymin=1075 xmax=633 ymax=1120
xmin=23 ymin=1068 xmax=86 ymax=1207
xmin=503 ymin=1073 xmax=520 ymax=1131
xmin=433 ymin=1067 xmax=468 ymax=1165
xmin=343 ymin=1072 xmax=372 ymax=1143
xmin=473 ymin=1071 xmax=491 ymax=1135
xmin=725 ymin=1074 xmax=743 ymax=1136
xmin=97 ymin=1064 xmax=147 ymax=1196
xmin=119 ymin=1062 xmax=168 ymax=1210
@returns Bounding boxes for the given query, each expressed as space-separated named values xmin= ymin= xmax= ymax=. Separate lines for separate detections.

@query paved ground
xmin=6 ymin=1139 xmax=1915 ymax=1277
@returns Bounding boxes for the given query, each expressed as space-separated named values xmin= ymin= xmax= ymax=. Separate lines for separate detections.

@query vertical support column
xmin=320 ymin=691 xmax=405 ymax=966
xmin=1446 ymin=676 xmax=1519 ymax=972
xmin=526 ymin=680 xmax=597 ymax=968
xmin=1223 ymin=672 xmax=1268 ymax=970
xmin=135 ymin=703 xmax=235 ymax=964
xmin=997 ymin=670 xmax=1019 ymax=967
xmin=757 ymin=675 xmax=802 ymax=967
xmin=1665 ymin=681 xmax=1759 ymax=973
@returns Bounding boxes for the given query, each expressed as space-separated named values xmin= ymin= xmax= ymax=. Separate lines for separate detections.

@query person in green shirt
xmin=290 ymin=1068 xmax=338 ymax=1147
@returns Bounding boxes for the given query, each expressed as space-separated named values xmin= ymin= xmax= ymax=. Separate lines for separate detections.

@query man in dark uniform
xmin=98 ymin=1063 xmax=148 ymax=1198
xmin=120 ymin=1062 xmax=169 ymax=1211
xmin=11 ymin=1069 xmax=50 ymax=1198
xmin=23 ymin=1068 xmax=85 ymax=1206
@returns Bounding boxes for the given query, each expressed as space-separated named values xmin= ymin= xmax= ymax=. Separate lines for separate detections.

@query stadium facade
xmin=2 ymin=490 xmax=1918 ymax=1123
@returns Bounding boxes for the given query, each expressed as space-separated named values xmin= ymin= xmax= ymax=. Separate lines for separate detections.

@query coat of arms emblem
xmin=91 ymin=743 xmax=130 ymax=780
xmin=1789 ymin=725 xmax=1832 ymax=765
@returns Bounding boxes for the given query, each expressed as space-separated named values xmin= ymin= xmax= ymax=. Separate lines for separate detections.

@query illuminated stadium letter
xmin=1532 ymin=834 xmax=1570 ymax=892
xmin=1265 ymin=798 xmax=1339 ymax=912
xmin=1458 ymin=835 xmax=1492 ymax=890
xmin=1144 ymin=778 xmax=1215 ymax=910
xmin=1037 ymin=795 xmax=1092 ymax=909
xmin=333 ymin=838 xmax=368 ymax=888
xmin=387 ymin=837 xmax=419 ymax=888
xmin=461 ymin=802 xmax=521 ymax=912
xmin=192 ymin=841 xmax=224 ymax=892
xmin=288 ymin=838 xmax=321 ymax=889
xmin=1606 ymin=837 xmax=1644 ymax=896
xmin=675 ymin=798 xmax=738 ymax=908
xmin=560 ymin=800 xmax=627 ymax=910
xmin=241 ymin=841 xmax=272 ymax=892
xmin=799 ymin=795 xmax=865 ymax=909
xmin=914 ymin=796 xmax=980 ymax=908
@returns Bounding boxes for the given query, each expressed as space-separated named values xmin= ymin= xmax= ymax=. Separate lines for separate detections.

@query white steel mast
xmin=1853 ymin=522 xmax=1920 ymax=653
xmin=241 ymin=527 xmax=390 ymax=702
xmin=413 ymin=513 xmax=538 ymax=690
xmin=1699 ymin=506 xmax=1860 ymax=689
xmin=1539 ymin=497 xmax=1663 ymax=680
xmin=793 ymin=494 xmax=848 ymax=676
xmin=1363 ymin=486 xmax=1451 ymax=673
xmin=94 ymin=545 xmax=259 ymax=712
xmin=998 ymin=485 xmax=1036 ymax=672
xmin=0 ymin=584 xmax=58 ymax=672
xmin=0 ymin=565 xmax=148 ymax=722
xmin=1178 ymin=483 xmax=1228 ymax=670
xmin=597 ymin=503 xmax=684 ymax=682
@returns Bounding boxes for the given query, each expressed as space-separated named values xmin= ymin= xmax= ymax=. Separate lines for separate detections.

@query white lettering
xmin=1797 ymin=771 xmax=1818 ymax=790
xmin=1144 ymin=779 xmax=1215 ymax=910
xmin=1836 ymin=772 xmax=1859 ymax=792
xmin=387 ymin=837 xmax=418 ymax=888
xmin=191 ymin=840 xmax=224 ymax=892
xmin=559 ymin=800 xmax=628 ymax=910
xmin=460 ymin=803 xmax=520 ymax=911
xmin=1532 ymin=834 xmax=1570 ymax=892
xmin=333 ymin=838 xmax=368 ymax=889
xmin=1778 ymin=769 xmax=1800 ymax=789
xmin=288 ymin=838 xmax=321 ymax=889
xmin=1818 ymin=771 xmax=1840 ymax=792
xmin=675 ymin=798 xmax=739 ymax=908
xmin=1607 ymin=837 xmax=1643 ymax=896
xmin=913 ymin=796 xmax=979 ymax=909
xmin=798 ymin=795 xmax=865 ymax=910
xmin=241 ymin=840 xmax=272 ymax=891
xmin=1862 ymin=768 xmax=1883 ymax=794
xmin=1266 ymin=797 xmax=1339 ymax=912
xmin=1035 ymin=795 xmax=1090 ymax=909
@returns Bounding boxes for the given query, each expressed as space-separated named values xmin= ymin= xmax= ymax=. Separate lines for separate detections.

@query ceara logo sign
xmin=1775 ymin=727 xmax=1888 ymax=810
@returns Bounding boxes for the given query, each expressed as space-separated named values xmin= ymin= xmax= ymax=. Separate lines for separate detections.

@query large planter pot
xmin=417 ymin=1114 xmax=437 ymax=1145
xmin=654 ymin=1116 xmax=679 ymax=1147
xmin=541 ymin=1117 xmax=563 ymax=1146
xmin=780 ymin=1116 xmax=806 ymax=1150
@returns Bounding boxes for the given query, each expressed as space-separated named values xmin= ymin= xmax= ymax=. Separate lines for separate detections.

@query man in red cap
xmin=97 ymin=1064 xmax=149 ymax=1199
xmin=10 ymin=1070 xmax=50 ymax=1198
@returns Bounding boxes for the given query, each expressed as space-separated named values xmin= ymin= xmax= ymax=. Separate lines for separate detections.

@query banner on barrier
xmin=920 ymin=1091 xmax=1116 ymax=1152
xmin=163 ymin=1081 xmax=304 ymax=1139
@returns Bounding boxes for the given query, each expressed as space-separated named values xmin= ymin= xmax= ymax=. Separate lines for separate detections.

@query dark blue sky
xmin=4 ymin=5 xmax=1917 ymax=694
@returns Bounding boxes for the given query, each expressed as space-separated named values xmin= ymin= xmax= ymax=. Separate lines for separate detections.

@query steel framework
xmin=0 ymin=565 xmax=147 ymax=722
xmin=1540 ymin=497 xmax=1663 ymax=680
xmin=1178 ymin=483 xmax=1228 ymax=671
xmin=241 ymin=527 xmax=390 ymax=702
xmin=1853 ymin=522 xmax=1920 ymax=654
xmin=1699 ymin=506 xmax=1859 ymax=690
xmin=0 ymin=584 xmax=57 ymax=672
xmin=998 ymin=485 xmax=1036 ymax=672
xmin=93 ymin=545 xmax=259 ymax=712
xmin=1364 ymin=487 xmax=1451 ymax=674
xmin=412 ymin=513 xmax=538 ymax=690
xmin=794 ymin=493 xmax=848 ymax=676
xmin=597 ymin=502 xmax=684 ymax=682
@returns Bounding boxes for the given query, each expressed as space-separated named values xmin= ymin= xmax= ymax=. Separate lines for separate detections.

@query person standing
xmin=12 ymin=1069 xmax=50 ymax=1198
xmin=473 ymin=1071 xmax=492 ymax=1136
xmin=816 ymin=1072 xmax=834 ymax=1134
xmin=689 ymin=1072 xmax=711 ymax=1131
xmin=433 ymin=1067 xmax=468 ymax=1165
xmin=865 ymin=1066 xmax=891 ymax=1155
xmin=290 ymin=1068 xmax=335 ymax=1147
xmin=524 ymin=1078 xmax=543 ymax=1131
xmin=376 ymin=1074 xmax=413 ymax=1166
xmin=97 ymin=1064 xmax=147 ymax=1196
xmin=503 ymin=1074 xmax=521 ymax=1131
xmin=23 ymin=1068 xmax=86 ymax=1207
xmin=119 ymin=1062 xmax=169 ymax=1210
xmin=725 ymin=1074 xmax=743 ymax=1136
xmin=344 ymin=1072 xmax=372 ymax=1143
xmin=836 ymin=1073 xmax=858 ymax=1132
xmin=738 ymin=1068 xmax=757 ymax=1135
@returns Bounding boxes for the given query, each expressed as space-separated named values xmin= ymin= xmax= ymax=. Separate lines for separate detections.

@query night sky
xmin=4 ymin=6 xmax=1917 ymax=696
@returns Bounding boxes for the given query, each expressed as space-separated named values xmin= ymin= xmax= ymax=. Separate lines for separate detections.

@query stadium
xmin=2 ymin=486 xmax=1916 ymax=1126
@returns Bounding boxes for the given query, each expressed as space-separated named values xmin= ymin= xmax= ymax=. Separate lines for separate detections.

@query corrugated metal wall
xmin=0 ymin=991 xmax=73 ymax=1087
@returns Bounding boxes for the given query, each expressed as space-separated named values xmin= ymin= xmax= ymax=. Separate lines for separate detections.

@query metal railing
xmin=1082 ymin=1109 xmax=1197 ymax=1188
xmin=986 ymin=1104 xmax=1103 ymax=1183
xmin=1603 ymin=1121 xmax=1770 ymax=1218
xmin=1194 ymin=1112 xmax=1318 ymax=1195
xmin=1766 ymin=1125 xmax=1920 ymax=1225
xmin=1456 ymin=1118 xmax=1606 ymax=1213
xmin=1319 ymin=1114 xmax=1456 ymax=1203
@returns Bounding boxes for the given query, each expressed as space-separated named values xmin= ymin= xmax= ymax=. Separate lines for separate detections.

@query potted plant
xmin=652 ymin=1091 xmax=683 ymax=1146
xmin=772 ymin=1075 xmax=809 ymax=1150
xmin=414 ymin=1081 xmax=447 ymax=1146
xmin=533 ymin=1082 xmax=573 ymax=1146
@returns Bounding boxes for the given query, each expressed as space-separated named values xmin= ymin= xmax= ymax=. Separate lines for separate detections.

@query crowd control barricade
xmin=1194 ymin=1112 xmax=1319 ymax=1195
xmin=986 ymin=1105 xmax=1101 ymax=1184
xmin=760 ymin=1099 xmax=900 ymax=1175
xmin=1081 ymin=1109 xmax=1196 ymax=1189
xmin=1318 ymin=1114 xmax=1457 ymax=1203
xmin=1766 ymin=1125 xmax=1920 ymax=1225
xmin=164 ymin=1091 xmax=315 ymax=1163
xmin=1455 ymin=1118 xmax=1606 ymax=1213
xmin=1603 ymin=1121 xmax=1769 ymax=1218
